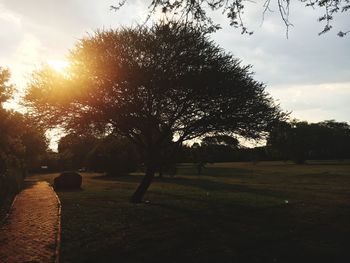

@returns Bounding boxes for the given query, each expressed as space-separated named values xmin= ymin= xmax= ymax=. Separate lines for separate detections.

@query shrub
xmin=0 ymin=167 xmax=25 ymax=218
xmin=54 ymin=171 xmax=82 ymax=190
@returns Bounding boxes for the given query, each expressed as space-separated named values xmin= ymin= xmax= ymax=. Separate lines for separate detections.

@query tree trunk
xmin=130 ymin=165 xmax=156 ymax=203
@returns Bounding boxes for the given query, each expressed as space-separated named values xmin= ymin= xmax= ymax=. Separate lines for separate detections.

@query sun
xmin=47 ymin=59 xmax=69 ymax=73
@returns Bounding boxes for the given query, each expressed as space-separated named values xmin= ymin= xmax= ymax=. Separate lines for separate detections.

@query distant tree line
xmin=183 ymin=120 xmax=350 ymax=166
xmin=56 ymin=133 xmax=139 ymax=175
xmin=37 ymin=119 xmax=350 ymax=180
xmin=267 ymin=120 xmax=350 ymax=164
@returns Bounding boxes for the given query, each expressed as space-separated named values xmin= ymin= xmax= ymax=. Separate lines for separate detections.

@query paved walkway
xmin=0 ymin=180 xmax=61 ymax=263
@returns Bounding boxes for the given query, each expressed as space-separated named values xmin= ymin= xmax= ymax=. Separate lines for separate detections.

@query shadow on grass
xmin=306 ymin=160 xmax=350 ymax=165
xmin=91 ymin=174 xmax=141 ymax=183
xmin=177 ymin=166 xmax=253 ymax=177
xmin=161 ymin=178 xmax=286 ymax=202
xmin=54 ymin=187 xmax=84 ymax=193
xmin=182 ymin=167 xmax=253 ymax=177
xmin=91 ymin=174 xmax=283 ymax=199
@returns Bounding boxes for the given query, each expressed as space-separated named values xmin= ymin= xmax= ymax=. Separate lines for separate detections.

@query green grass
xmin=31 ymin=161 xmax=350 ymax=263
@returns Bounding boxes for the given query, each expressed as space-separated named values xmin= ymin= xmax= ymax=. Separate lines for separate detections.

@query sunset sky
xmin=1 ymin=0 xmax=349 ymax=124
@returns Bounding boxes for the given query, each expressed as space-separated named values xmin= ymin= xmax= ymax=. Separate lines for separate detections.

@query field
xmin=31 ymin=161 xmax=350 ymax=263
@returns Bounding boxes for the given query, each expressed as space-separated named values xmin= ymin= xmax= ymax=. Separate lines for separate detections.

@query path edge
xmin=48 ymin=182 xmax=61 ymax=263
xmin=0 ymin=195 xmax=18 ymax=226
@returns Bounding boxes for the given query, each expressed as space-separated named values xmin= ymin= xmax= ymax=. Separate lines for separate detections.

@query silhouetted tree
xmin=58 ymin=133 xmax=98 ymax=170
xmin=25 ymin=22 xmax=285 ymax=202
xmin=316 ymin=120 xmax=350 ymax=159
xmin=190 ymin=142 xmax=207 ymax=175
xmin=267 ymin=120 xmax=350 ymax=163
xmin=202 ymin=135 xmax=239 ymax=148
xmin=0 ymin=68 xmax=15 ymax=174
xmin=113 ymin=0 xmax=350 ymax=36
xmin=87 ymin=135 xmax=140 ymax=175
xmin=200 ymin=135 xmax=240 ymax=162
xmin=0 ymin=67 xmax=13 ymax=105
xmin=267 ymin=121 xmax=293 ymax=161
xmin=156 ymin=136 xmax=180 ymax=177
xmin=1 ymin=68 xmax=47 ymax=210
xmin=1 ymin=68 xmax=47 ymax=171
xmin=0 ymin=111 xmax=47 ymax=170
xmin=38 ymin=150 xmax=61 ymax=173
xmin=17 ymin=115 xmax=48 ymax=171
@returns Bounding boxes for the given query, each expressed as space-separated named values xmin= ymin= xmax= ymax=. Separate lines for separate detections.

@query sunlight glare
xmin=47 ymin=59 xmax=69 ymax=73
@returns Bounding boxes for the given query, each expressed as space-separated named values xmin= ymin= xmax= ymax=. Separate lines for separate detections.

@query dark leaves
xmin=25 ymin=22 xmax=285 ymax=150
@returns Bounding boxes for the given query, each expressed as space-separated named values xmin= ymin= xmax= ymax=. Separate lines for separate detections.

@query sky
xmin=0 ymin=0 xmax=349 ymax=126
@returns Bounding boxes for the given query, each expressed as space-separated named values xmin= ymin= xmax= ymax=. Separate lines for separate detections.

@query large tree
xmin=1 ymin=68 xmax=47 ymax=172
xmin=25 ymin=22 xmax=285 ymax=203
xmin=113 ymin=0 xmax=350 ymax=36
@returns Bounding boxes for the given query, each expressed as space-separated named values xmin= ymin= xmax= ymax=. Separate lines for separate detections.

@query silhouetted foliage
xmin=87 ymin=135 xmax=140 ymax=176
xmin=113 ymin=0 xmax=350 ymax=36
xmin=202 ymin=135 xmax=239 ymax=148
xmin=0 ymin=112 xmax=47 ymax=171
xmin=55 ymin=133 xmax=140 ymax=175
xmin=202 ymin=135 xmax=240 ymax=162
xmin=198 ymin=135 xmax=240 ymax=163
xmin=0 ymin=68 xmax=47 ymax=213
xmin=268 ymin=120 xmax=350 ymax=163
xmin=188 ymin=142 xmax=207 ymax=174
xmin=0 ymin=67 xmax=13 ymax=105
xmin=25 ymin=22 xmax=285 ymax=202
xmin=1 ymin=70 xmax=47 ymax=171
xmin=35 ymin=150 xmax=60 ymax=173
xmin=181 ymin=135 xmax=251 ymax=172
xmin=58 ymin=133 xmax=98 ymax=171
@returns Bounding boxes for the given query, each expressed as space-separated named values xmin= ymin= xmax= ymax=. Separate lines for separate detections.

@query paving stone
xmin=0 ymin=181 xmax=60 ymax=263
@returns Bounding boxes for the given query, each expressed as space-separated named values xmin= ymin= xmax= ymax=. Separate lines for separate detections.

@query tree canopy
xmin=0 ymin=67 xmax=13 ymax=105
xmin=113 ymin=0 xmax=350 ymax=36
xmin=25 ymin=22 xmax=285 ymax=202
xmin=1 ymin=68 xmax=47 ymax=172
xmin=57 ymin=133 xmax=98 ymax=171
xmin=267 ymin=120 xmax=350 ymax=163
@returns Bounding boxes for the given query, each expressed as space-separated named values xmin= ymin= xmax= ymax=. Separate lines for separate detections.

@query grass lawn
xmin=31 ymin=161 xmax=350 ymax=263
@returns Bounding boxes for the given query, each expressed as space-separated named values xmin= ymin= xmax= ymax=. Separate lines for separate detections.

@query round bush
xmin=54 ymin=171 xmax=82 ymax=190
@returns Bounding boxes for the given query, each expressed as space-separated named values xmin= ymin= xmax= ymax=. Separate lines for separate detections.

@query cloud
xmin=0 ymin=5 xmax=21 ymax=26
xmin=208 ymin=2 xmax=350 ymax=125
xmin=212 ymin=1 xmax=350 ymax=85
xmin=267 ymin=82 xmax=350 ymax=123
xmin=0 ymin=5 xmax=24 ymax=56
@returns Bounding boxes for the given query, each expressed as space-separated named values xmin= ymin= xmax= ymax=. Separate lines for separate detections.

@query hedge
xmin=0 ymin=168 xmax=25 ymax=219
